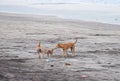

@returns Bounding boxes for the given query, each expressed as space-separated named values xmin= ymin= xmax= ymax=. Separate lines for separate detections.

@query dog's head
xmin=50 ymin=48 xmax=56 ymax=53
xmin=56 ymin=43 xmax=63 ymax=48
xmin=48 ymin=49 xmax=54 ymax=54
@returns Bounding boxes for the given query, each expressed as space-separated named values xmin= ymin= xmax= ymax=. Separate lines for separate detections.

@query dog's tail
xmin=37 ymin=40 xmax=41 ymax=47
xmin=74 ymin=39 xmax=77 ymax=44
xmin=38 ymin=40 xmax=41 ymax=45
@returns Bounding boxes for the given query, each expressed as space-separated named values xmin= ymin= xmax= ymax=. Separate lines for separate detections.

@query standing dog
xmin=36 ymin=41 xmax=42 ymax=59
xmin=56 ymin=39 xmax=77 ymax=57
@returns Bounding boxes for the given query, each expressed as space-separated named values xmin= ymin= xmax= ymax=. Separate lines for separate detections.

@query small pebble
xmin=80 ymin=75 xmax=88 ymax=78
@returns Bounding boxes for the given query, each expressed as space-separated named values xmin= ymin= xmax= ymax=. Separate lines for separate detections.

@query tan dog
xmin=56 ymin=39 xmax=77 ymax=57
xmin=36 ymin=41 xmax=42 ymax=59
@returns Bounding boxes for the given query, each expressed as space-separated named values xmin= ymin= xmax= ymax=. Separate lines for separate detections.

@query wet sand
xmin=0 ymin=12 xmax=120 ymax=81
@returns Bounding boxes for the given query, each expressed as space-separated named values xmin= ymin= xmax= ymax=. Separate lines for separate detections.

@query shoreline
xmin=0 ymin=12 xmax=120 ymax=26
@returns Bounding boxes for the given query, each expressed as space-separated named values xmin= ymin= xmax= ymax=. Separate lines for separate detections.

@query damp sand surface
xmin=0 ymin=13 xmax=120 ymax=81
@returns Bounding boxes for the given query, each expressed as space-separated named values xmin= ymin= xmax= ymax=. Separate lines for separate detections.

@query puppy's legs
xmin=47 ymin=53 xmax=49 ymax=58
xmin=49 ymin=54 xmax=52 ymax=58
xmin=41 ymin=53 xmax=44 ymax=59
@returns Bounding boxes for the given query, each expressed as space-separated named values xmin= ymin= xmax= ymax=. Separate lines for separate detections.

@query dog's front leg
xmin=63 ymin=49 xmax=67 ymax=58
xmin=38 ymin=52 xmax=41 ymax=59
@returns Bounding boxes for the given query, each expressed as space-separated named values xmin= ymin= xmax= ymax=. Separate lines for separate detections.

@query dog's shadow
xmin=52 ymin=54 xmax=79 ymax=59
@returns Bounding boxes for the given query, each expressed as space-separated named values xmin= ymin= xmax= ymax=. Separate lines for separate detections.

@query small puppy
xmin=56 ymin=39 xmax=77 ymax=57
xmin=42 ymin=48 xmax=55 ymax=58
xmin=36 ymin=41 xmax=42 ymax=59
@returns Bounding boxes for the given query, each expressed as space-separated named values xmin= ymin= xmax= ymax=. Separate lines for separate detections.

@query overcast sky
xmin=1 ymin=0 xmax=29 ymax=5
xmin=0 ymin=0 xmax=120 ymax=13
xmin=1 ymin=0 xmax=120 ymax=5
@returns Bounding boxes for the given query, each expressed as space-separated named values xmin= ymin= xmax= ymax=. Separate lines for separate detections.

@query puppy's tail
xmin=74 ymin=39 xmax=77 ymax=44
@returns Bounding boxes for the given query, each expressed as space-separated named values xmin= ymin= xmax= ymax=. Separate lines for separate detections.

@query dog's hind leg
xmin=71 ymin=47 xmax=75 ymax=56
xmin=70 ymin=47 xmax=73 ymax=52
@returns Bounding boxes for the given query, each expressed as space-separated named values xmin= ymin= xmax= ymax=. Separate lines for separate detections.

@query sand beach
xmin=0 ymin=12 xmax=120 ymax=81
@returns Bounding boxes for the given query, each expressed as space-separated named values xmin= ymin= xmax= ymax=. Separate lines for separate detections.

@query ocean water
xmin=0 ymin=0 xmax=120 ymax=25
